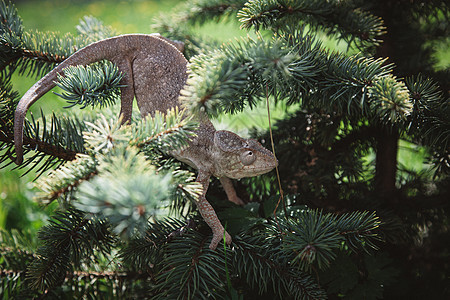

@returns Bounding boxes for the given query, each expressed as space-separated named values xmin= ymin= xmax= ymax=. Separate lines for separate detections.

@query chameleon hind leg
xmin=116 ymin=59 xmax=135 ymax=124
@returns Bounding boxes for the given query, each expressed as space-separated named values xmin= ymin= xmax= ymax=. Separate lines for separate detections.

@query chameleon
xmin=13 ymin=34 xmax=278 ymax=249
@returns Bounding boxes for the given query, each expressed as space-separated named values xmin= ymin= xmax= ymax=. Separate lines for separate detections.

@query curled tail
xmin=13 ymin=34 xmax=173 ymax=164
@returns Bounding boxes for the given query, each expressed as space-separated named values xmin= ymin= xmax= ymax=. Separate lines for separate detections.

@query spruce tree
xmin=1 ymin=0 xmax=448 ymax=299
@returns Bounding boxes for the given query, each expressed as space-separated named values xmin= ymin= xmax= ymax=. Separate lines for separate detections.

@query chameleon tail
xmin=13 ymin=34 xmax=151 ymax=164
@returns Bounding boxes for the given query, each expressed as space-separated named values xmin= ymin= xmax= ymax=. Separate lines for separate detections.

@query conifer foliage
xmin=1 ymin=0 xmax=449 ymax=299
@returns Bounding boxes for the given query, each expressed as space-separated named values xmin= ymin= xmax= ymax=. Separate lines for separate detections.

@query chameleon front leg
xmin=220 ymin=177 xmax=245 ymax=206
xmin=197 ymin=171 xmax=232 ymax=249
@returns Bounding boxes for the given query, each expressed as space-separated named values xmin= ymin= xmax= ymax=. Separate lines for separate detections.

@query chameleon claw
xmin=209 ymin=229 xmax=232 ymax=250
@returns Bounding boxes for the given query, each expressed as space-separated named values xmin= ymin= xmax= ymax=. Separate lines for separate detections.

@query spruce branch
xmin=1 ymin=2 xmax=111 ymax=80
xmin=119 ymin=218 xmax=189 ymax=271
xmin=0 ymin=66 xmax=87 ymax=175
xmin=269 ymin=209 xmax=380 ymax=271
xmin=31 ymin=110 xmax=199 ymax=223
xmin=0 ymin=229 xmax=37 ymax=272
xmin=27 ymin=209 xmax=116 ymax=291
xmin=70 ymin=111 xmax=199 ymax=239
xmin=82 ymin=114 xmax=131 ymax=155
xmin=180 ymin=0 xmax=247 ymax=25
xmin=151 ymin=0 xmax=247 ymax=59
xmin=76 ymin=15 xmax=118 ymax=43
xmin=18 ymin=112 xmax=86 ymax=175
xmin=151 ymin=12 xmax=219 ymax=59
xmin=152 ymin=0 xmax=246 ymax=27
xmin=0 ymin=0 xmax=22 ymax=38
xmin=154 ymin=229 xmax=228 ymax=299
xmin=128 ymin=109 xmax=202 ymax=213
xmin=406 ymin=75 xmax=449 ymax=175
xmin=1 ymin=87 xmax=86 ymax=174
xmin=54 ymin=61 xmax=124 ymax=109
xmin=34 ymin=154 xmax=98 ymax=205
xmin=182 ymin=32 xmax=400 ymax=124
xmin=238 ymin=0 xmax=385 ymax=49
xmin=280 ymin=210 xmax=343 ymax=271
xmin=232 ymin=235 xmax=327 ymax=299
xmin=74 ymin=147 xmax=173 ymax=239
xmin=0 ymin=0 xmax=24 ymax=78
xmin=368 ymin=75 xmax=413 ymax=124
xmin=0 ymin=269 xmax=39 ymax=299
xmin=130 ymin=107 xmax=198 ymax=153
xmin=1 ymin=228 xmax=49 ymax=299
xmin=181 ymin=50 xmax=249 ymax=118
xmin=0 ymin=76 xmax=18 ymax=141
xmin=169 ymin=168 xmax=202 ymax=215
xmin=334 ymin=211 xmax=381 ymax=252
xmin=7 ymin=30 xmax=81 ymax=79
xmin=81 ymin=108 xmax=197 ymax=156
xmin=181 ymin=36 xmax=311 ymax=116
xmin=317 ymin=53 xmax=392 ymax=117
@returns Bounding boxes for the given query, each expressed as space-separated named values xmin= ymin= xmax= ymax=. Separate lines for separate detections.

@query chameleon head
xmin=212 ymin=130 xmax=278 ymax=179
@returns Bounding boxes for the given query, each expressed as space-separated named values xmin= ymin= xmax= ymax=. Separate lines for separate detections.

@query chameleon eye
xmin=241 ymin=150 xmax=256 ymax=166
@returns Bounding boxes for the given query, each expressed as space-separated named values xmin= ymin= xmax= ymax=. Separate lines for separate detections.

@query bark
xmin=373 ymin=1 xmax=401 ymax=200
xmin=374 ymin=127 xmax=399 ymax=199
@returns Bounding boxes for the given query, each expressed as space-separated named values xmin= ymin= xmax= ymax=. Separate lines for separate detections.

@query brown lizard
xmin=13 ymin=34 xmax=278 ymax=249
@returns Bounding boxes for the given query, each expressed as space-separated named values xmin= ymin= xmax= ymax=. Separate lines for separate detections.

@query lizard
xmin=12 ymin=33 xmax=278 ymax=249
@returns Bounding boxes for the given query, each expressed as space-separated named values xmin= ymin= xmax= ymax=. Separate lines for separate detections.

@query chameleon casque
xmin=13 ymin=34 xmax=278 ymax=250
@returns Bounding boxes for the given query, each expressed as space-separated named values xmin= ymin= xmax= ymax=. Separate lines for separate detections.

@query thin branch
xmin=0 ymin=132 xmax=78 ymax=162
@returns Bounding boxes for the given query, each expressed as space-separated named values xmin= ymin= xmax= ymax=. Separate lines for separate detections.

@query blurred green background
xmin=1 ymin=0 xmax=448 ymax=235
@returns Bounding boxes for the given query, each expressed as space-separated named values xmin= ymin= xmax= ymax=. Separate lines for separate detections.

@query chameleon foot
xmin=209 ymin=229 xmax=232 ymax=250
xmin=228 ymin=195 xmax=245 ymax=206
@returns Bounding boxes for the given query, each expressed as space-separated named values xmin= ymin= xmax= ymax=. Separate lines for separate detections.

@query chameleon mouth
xmin=252 ymin=165 xmax=277 ymax=176
xmin=227 ymin=163 xmax=278 ymax=179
